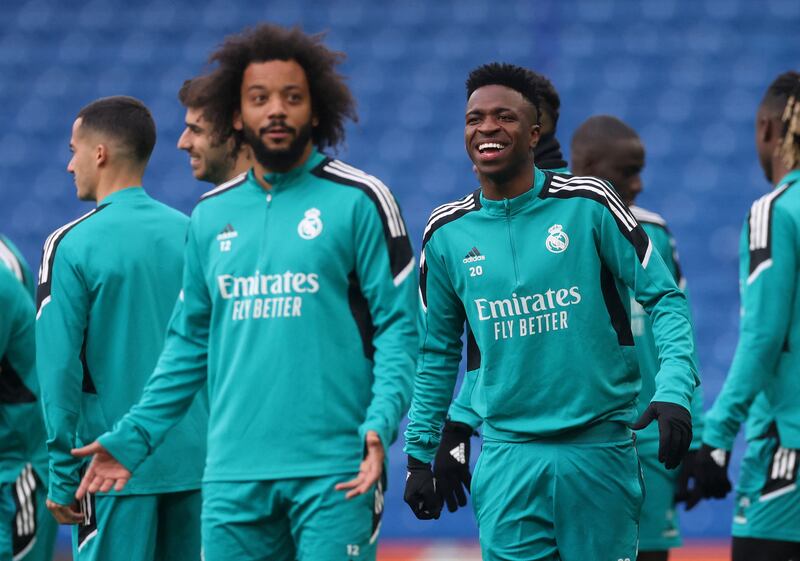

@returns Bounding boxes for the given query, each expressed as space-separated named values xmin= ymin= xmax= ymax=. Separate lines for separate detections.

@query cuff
xmin=97 ymin=420 xmax=151 ymax=474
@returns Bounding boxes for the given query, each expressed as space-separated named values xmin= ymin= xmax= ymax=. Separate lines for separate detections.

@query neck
xmin=252 ymin=142 xmax=314 ymax=191
xmin=770 ymin=152 xmax=791 ymax=187
xmin=224 ymin=151 xmax=253 ymax=183
xmin=479 ymin=160 xmax=535 ymax=200
xmin=94 ymin=168 xmax=144 ymax=203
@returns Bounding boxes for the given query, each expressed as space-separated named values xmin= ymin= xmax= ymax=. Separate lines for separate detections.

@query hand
xmin=434 ymin=420 xmax=473 ymax=512
xmin=46 ymin=499 xmax=83 ymax=525
xmin=673 ymin=450 xmax=704 ymax=510
xmin=693 ymin=443 xmax=732 ymax=499
xmin=632 ymin=401 xmax=692 ymax=470
xmin=335 ymin=431 xmax=384 ymax=499
xmin=404 ymin=455 xmax=442 ymax=520
xmin=72 ymin=441 xmax=132 ymax=500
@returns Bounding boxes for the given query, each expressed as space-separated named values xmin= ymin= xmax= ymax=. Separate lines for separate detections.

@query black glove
xmin=673 ymin=450 xmax=704 ymax=510
xmin=693 ymin=443 xmax=732 ymax=499
xmin=631 ymin=401 xmax=692 ymax=470
xmin=404 ymin=456 xmax=442 ymax=520
xmin=433 ymin=420 xmax=474 ymax=512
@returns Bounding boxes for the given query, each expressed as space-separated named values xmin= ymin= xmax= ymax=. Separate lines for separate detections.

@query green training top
xmin=0 ymin=234 xmax=36 ymax=298
xmin=98 ymin=151 xmax=418 ymax=482
xmin=0 ymin=266 xmax=47 ymax=483
xmin=35 ymin=187 xmax=207 ymax=505
xmin=704 ymin=170 xmax=800 ymax=450
xmin=405 ymin=169 xmax=699 ymax=462
xmin=629 ymin=206 xmax=705 ymax=452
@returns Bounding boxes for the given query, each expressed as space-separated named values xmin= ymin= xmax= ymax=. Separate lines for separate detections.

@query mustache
xmin=259 ymin=121 xmax=296 ymax=135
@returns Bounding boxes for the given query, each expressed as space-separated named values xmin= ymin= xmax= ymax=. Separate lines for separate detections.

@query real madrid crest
xmin=545 ymin=224 xmax=569 ymax=253
xmin=298 ymin=208 xmax=323 ymax=240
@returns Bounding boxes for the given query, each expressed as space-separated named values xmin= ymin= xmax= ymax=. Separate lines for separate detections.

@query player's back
xmin=37 ymin=187 xmax=206 ymax=493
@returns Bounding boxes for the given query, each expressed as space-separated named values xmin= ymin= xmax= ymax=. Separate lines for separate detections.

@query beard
xmin=242 ymin=120 xmax=313 ymax=173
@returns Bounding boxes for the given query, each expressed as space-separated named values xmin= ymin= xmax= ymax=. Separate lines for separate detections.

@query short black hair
xmin=762 ymin=71 xmax=800 ymax=169
xmin=466 ymin=63 xmax=541 ymax=124
xmin=76 ymin=96 xmax=156 ymax=164
xmin=194 ymin=23 xmax=357 ymax=151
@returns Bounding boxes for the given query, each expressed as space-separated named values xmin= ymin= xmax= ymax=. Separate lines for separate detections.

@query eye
xmin=499 ymin=114 xmax=515 ymax=122
xmin=287 ymin=93 xmax=302 ymax=103
xmin=466 ymin=116 xmax=481 ymax=125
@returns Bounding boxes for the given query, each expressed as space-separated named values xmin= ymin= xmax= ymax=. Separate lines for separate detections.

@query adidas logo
xmin=216 ymin=223 xmax=238 ymax=241
xmin=462 ymin=246 xmax=486 ymax=264
xmin=449 ymin=443 xmax=466 ymax=464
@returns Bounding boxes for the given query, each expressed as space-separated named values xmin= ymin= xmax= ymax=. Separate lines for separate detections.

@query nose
xmin=177 ymin=128 xmax=191 ymax=151
xmin=266 ymin=96 xmax=288 ymax=120
xmin=477 ymin=115 xmax=500 ymax=135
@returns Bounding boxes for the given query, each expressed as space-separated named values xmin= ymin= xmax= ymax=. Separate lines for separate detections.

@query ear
xmin=529 ymin=123 xmax=541 ymax=150
xmin=96 ymin=144 xmax=108 ymax=167
xmin=233 ymin=109 xmax=243 ymax=132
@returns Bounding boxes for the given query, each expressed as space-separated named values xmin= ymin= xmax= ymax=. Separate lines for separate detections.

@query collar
xmin=479 ymin=167 xmax=547 ymax=216
xmin=777 ymin=169 xmax=800 ymax=189
xmin=258 ymin=149 xmax=327 ymax=189
xmin=97 ymin=186 xmax=146 ymax=206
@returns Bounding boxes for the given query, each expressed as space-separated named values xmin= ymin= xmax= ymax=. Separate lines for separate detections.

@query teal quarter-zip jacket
xmin=405 ymin=169 xmax=699 ymax=462
xmin=99 ymin=151 xmax=417 ymax=482
xmin=705 ymin=170 xmax=800 ymax=449
xmin=35 ymin=187 xmax=207 ymax=505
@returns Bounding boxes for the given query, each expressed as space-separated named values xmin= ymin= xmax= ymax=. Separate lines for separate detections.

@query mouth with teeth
xmin=475 ymin=141 xmax=509 ymax=161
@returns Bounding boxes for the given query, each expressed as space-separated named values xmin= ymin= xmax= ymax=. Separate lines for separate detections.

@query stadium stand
xmin=0 ymin=0 xmax=797 ymax=553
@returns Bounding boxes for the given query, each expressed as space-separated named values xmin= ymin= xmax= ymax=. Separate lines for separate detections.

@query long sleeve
xmin=352 ymin=197 xmax=418 ymax=451
xmin=404 ymin=234 xmax=467 ymax=463
xmin=447 ymin=368 xmax=483 ymax=429
xmin=35 ymin=243 xmax=89 ymax=505
xmin=650 ymin=223 xmax=706 ymax=448
xmin=704 ymin=205 xmax=796 ymax=450
xmin=599 ymin=207 xmax=699 ymax=412
xmin=98 ymin=219 xmax=210 ymax=472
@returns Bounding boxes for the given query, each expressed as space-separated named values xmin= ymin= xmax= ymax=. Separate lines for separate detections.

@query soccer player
xmin=571 ymin=115 xmax=707 ymax=561
xmin=0 ymin=263 xmax=54 ymax=561
xmin=433 ymin=70 xmax=569 ymax=513
xmin=403 ymin=63 xmax=698 ymax=561
xmin=698 ymin=71 xmax=800 ymax=561
xmin=71 ymin=25 xmax=417 ymax=561
xmin=177 ymin=75 xmax=252 ymax=185
xmin=35 ymin=96 xmax=206 ymax=560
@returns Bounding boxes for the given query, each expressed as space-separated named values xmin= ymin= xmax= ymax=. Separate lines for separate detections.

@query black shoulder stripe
xmin=543 ymin=172 xmax=651 ymax=264
xmin=197 ymin=172 xmax=248 ymax=204
xmin=419 ymin=190 xmax=481 ymax=310
xmin=747 ymin=183 xmax=792 ymax=284
xmin=599 ymin=262 xmax=633 ymax=346
xmin=36 ymin=205 xmax=109 ymax=312
xmin=313 ymin=158 xmax=414 ymax=282
xmin=422 ymin=190 xmax=481 ymax=249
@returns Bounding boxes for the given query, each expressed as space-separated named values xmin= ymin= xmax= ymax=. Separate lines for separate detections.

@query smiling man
xmin=177 ymin=76 xmax=251 ymax=186
xmin=403 ymin=63 xmax=699 ymax=561
xmin=71 ymin=25 xmax=417 ymax=561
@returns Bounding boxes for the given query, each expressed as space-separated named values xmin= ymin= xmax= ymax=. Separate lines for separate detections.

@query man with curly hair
xmin=72 ymin=24 xmax=417 ymax=561
xmin=403 ymin=63 xmax=699 ymax=561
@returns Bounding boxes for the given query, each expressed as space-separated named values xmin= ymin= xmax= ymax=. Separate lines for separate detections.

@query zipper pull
xmin=266 ymin=193 xmax=272 ymax=206
xmin=504 ymin=198 xmax=511 ymax=215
